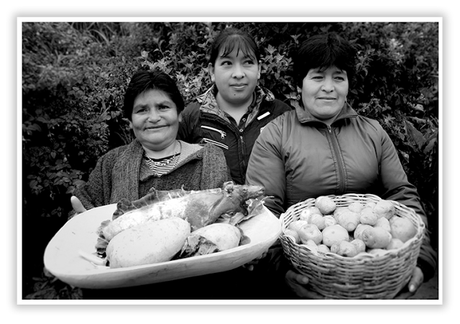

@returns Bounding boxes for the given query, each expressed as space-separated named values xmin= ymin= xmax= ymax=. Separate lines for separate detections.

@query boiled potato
xmin=374 ymin=217 xmax=391 ymax=232
xmin=323 ymin=215 xmax=337 ymax=227
xmin=359 ymin=207 xmax=379 ymax=226
xmin=361 ymin=226 xmax=392 ymax=249
xmin=348 ymin=202 xmax=365 ymax=213
xmin=390 ymin=216 xmax=417 ymax=242
xmin=317 ymin=244 xmax=330 ymax=253
xmin=299 ymin=206 xmax=322 ymax=222
xmin=315 ymin=196 xmax=336 ymax=215
xmin=284 ymin=228 xmax=300 ymax=244
xmin=288 ymin=220 xmax=309 ymax=232
xmin=298 ymin=223 xmax=323 ymax=245
xmin=336 ymin=209 xmax=360 ymax=231
xmin=350 ymin=238 xmax=366 ymax=253
xmin=309 ymin=213 xmax=326 ymax=230
xmin=335 ymin=241 xmax=359 ymax=257
xmin=387 ymin=238 xmax=404 ymax=250
xmin=354 ymin=223 xmax=373 ymax=241
xmin=106 ymin=217 xmax=190 ymax=268
xmin=373 ymin=200 xmax=395 ymax=219
xmin=322 ymin=224 xmax=349 ymax=247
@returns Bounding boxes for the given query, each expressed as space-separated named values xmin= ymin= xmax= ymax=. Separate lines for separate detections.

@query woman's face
xmin=301 ymin=65 xmax=349 ymax=123
xmin=210 ymin=47 xmax=261 ymax=107
xmin=129 ymin=89 xmax=180 ymax=151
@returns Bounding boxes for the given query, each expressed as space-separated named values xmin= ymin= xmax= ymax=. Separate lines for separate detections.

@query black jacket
xmin=178 ymin=85 xmax=292 ymax=184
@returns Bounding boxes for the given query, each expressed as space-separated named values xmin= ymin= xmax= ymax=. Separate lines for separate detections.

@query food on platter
xmin=106 ymin=217 xmax=190 ymax=268
xmin=90 ymin=181 xmax=269 ymax=268
xmin=43 ymin=201 xmax=281 ymax=289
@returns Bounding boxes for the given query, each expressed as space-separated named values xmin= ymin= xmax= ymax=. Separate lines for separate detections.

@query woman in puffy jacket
xmin=246 ymin=32 xmax=437 ymax=298
xmin=178 ymin=27 xmax=292 ymax=184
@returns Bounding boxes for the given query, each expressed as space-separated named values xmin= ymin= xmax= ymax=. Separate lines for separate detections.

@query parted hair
xmin=123 ymin=69 xmax=185 ymax=120
xmin=294 ymin=33 xmax=357 ymax=88
xmin=208 ymin=27 xmax=260 ymax=66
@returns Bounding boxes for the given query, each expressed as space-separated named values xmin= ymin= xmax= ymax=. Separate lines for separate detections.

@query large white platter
xmin=44 ymin=203 xmax=281 ymax=289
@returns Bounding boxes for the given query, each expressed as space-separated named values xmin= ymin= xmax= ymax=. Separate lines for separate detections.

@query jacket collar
xmin=197 ymin=84 xmax=274 ymax=126
xmin=292 ymin=100 xmax=358 ymax=125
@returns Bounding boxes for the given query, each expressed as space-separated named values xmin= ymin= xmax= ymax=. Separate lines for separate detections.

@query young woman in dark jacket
xmin=246 ymin=32 xmax=437 ymax=299
xmin=178 ymin=27 xmax=292 ymax=184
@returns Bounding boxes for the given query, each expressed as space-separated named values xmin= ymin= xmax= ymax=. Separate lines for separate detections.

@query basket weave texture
xmin=279 ymin=193 xmax=425 ymax=299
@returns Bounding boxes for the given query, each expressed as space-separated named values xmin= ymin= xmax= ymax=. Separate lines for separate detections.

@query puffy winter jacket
xmin=178 ymin=85 xmax=292 ymax=184
xmin=246 ymin=101 xmax=437 ymax=280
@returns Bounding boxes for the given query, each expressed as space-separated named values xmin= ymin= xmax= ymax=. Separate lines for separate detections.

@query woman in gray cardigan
xmin=72 ymin=69 xmax=230 ymax=212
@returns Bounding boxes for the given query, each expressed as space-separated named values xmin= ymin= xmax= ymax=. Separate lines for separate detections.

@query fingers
xmin=286 ymin=269 xmax=309 ymax=285
xmin=408 ymin=266 xmax=424 ymax=293
xmin=285 ymin=269 xmax=324 ymax=298
xmin=244 ymin=264 xmax=255 ymax=271
xmin=242 ymin=250 xmax=270 ymax=271
xmin=395 ymin=266 xmax=425 ymax=299
xmin=71 ymin=196 xmax=87 ymax=214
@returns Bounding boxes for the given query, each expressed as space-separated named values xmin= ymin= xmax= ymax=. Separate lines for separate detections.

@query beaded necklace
xmin=144 ymin=141 xmax=181 ymax=177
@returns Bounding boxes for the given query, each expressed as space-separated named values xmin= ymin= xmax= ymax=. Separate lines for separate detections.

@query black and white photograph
xmin=6 ymin=0 xmax=457 ymax=322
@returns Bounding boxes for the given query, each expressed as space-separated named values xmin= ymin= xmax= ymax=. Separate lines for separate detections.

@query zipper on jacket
xmin=202 ymin=138 xmax=229 ymax=150
xmin=240 ymin=135 xmax=247 ymax=181
xmin=201 ymin=125 xmax=226 ymax=139
xmin=326 ymin=125 xmax=346 ymax=192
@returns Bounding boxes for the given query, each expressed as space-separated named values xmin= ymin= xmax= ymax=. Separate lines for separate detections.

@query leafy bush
xmin=21 ymin=21 xmax=439 ymax=298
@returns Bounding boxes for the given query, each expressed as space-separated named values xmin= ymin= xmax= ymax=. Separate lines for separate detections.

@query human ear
xmin=208 ymin=63 xmax=215 ymax=82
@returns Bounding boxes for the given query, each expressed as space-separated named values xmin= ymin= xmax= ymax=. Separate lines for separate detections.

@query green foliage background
xmin=21 ymin=21 xmax=439 ymax=298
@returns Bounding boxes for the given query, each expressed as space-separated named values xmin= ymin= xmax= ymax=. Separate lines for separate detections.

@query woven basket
xmin=279 ymin=193 xmax=425 ymax=299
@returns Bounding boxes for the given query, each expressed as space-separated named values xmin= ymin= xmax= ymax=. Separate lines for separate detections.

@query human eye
xmin=307 ymin=69 xmax=323 ymax=80
xmin=133 ymin=105 xmax=147 ymax=114
xmin=311 ymin=74 xmax=323 ymax=80
xmin=158 ymin=104 xmax=172 ymax=111
xmin=243 ymin=57 xmax=256 ymax=65
xmin=334 ymin=73 xmax=347 ymax=81
xmin=219 ymin=59 xmax=232 ymax=66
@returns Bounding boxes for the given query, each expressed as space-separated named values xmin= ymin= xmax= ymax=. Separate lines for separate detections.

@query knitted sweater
xmin=74 ymin=140 xmax=230 ymax=211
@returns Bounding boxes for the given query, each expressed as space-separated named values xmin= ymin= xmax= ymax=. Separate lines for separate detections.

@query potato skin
xmin=361 ymin=226 xmax=392 ymax=249
xmin=106 ymin=217 xmax=190 ymax=268
xmin=390 ymin=216 xmax=417 ymax=243
xmin=322 ymin=224 xmax=349 ymax=247
xmin=315 ymin=196 xmax=336 ymax=215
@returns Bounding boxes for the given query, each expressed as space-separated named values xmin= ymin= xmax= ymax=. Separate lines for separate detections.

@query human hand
xmin=242 ymin=251 xmax=268 ymax=271
xmin=395 ymin=266 xmax=424 ymax=299
xmin=71 ymin=196 xmax=87 ymax=215
xmin=285 ymin=269 xmax=324 ymax=299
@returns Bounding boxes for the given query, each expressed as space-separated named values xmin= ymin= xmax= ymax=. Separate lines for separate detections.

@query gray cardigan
xmin=74 ymin=139 xmax=230 ymax=211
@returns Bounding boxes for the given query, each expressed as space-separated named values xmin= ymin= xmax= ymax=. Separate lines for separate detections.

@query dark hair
xmin=208 ymin=27 xmax=260 ymax=66
xmin=294 ymin=33 xmax=357 ymax=88
xmin=123 ymin=69 xmax=185 ymax=120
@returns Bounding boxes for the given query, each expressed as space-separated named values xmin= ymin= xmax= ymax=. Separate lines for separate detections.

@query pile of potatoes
xmin=284 ymin=196 xmax=418 ymax=258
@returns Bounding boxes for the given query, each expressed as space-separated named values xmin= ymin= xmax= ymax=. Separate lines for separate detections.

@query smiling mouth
xmin=145 ymin=125 xmax=167 ymax=130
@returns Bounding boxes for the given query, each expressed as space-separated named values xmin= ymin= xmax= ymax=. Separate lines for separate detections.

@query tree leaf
xmin=404 ymin=120 xmax=425 ymax=150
